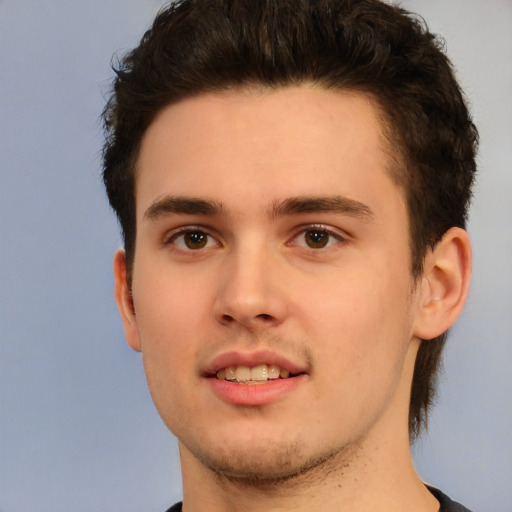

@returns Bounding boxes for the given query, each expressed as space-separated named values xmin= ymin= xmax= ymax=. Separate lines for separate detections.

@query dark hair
xmin=102 ymin=0 xmax=478 ymax=439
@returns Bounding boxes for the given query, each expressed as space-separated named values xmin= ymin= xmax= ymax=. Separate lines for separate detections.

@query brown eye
xmin=304 ymin=229 xmax=331 ymax=249
xmin=183 ymin=231 xmax=208 ymax=249
xmin=167 ymin=229 xmax=218 ymax=251
xmin=288 ymin=226 xmax=345 ymax=251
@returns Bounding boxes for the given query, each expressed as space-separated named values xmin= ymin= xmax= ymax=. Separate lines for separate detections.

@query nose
xmin=213 ymin=245 xmax=288 ymax=331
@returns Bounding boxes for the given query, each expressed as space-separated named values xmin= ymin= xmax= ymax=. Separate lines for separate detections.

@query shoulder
xmin=163 ymin=503 xmax=182 ymax=512
xmin=428 ymin=486 xmax=474 ymax=512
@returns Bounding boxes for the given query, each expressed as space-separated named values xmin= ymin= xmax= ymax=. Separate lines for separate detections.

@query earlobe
xmin=413 ymin=227 xmax=472 ymax=340
xmin=113 ymin=249 xmax=142 ymax=352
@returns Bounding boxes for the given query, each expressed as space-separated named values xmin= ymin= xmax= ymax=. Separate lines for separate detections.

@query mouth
xmin=202 ymin=350 xmax=309 ymax=405
xmin=204 ymin=353 xmax=308 ymax=405
xmin=215 ymin=364 xmax=299 ymax=384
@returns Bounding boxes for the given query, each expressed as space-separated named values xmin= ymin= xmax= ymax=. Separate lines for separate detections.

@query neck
xmin=179 ymin=437 xmax=436 ymax=512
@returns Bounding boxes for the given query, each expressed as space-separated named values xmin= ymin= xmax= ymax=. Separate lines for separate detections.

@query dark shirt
xmin=165 ymin=486 xmax=473 ymax=511
xmin=428 ymin=486 xmax=474 ymax=512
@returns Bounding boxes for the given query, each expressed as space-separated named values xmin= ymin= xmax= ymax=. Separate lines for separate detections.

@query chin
xmin=184 ymin=435 xmax=350 ymax=487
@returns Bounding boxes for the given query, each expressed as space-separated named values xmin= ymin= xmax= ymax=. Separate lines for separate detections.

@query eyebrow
xmin=143 ymin=194 xmax=374 ymax=223
xmin=270 ymin=196 xmax=375 ymax=221
xmin=143 ymin=196 xmax=222 ymax=221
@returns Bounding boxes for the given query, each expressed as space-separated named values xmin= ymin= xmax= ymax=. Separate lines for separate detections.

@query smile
xmin=206 ymin=356 xmax=308 ymax=405
xmin=216 ymin=364 xmax=293 ymax=384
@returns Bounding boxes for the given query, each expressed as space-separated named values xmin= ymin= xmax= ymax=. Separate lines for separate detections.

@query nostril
xmin=219 ymin=312 xmax=274 ymax=326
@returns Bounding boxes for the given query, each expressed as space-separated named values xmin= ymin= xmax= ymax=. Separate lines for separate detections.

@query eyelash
xmin=163 ymin=224 xmax=347 ymax=252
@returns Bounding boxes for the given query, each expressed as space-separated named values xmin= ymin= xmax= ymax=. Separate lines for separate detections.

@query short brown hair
xmin=102 ymin=0 xmax=478 ymax=439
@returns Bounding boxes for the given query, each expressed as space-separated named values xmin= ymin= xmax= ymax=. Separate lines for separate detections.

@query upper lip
xmin=202 ymin=349 xmax=309 ymax=377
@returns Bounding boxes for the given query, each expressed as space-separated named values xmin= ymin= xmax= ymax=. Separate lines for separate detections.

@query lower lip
xmin=206 ymin=375 xmax=306 ymax=406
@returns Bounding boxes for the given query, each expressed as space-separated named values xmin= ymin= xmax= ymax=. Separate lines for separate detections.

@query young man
xmin=102 ymin=1 xmax=477 ymax=510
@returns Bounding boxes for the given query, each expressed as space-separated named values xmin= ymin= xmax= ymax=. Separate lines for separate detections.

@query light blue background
xmin=1 ymin=1 xmax=511 ymax=511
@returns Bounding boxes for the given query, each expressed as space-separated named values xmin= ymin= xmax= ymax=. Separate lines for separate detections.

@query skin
xmin=114 ymin=86 xmax=471 ymax=511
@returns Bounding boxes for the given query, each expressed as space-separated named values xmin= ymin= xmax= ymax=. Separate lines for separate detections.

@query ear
xmin=413 ymin=227 xmax=472 ymax=340
xmin=113 ymin=249 xmax=141 ymax=352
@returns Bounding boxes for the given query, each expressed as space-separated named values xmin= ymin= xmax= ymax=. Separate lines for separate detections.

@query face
xmin=118 ymin=87 xmax=424 ymax=482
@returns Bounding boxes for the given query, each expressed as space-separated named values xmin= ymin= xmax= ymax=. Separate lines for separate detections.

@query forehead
xmin=135 ymin=86 xmax=404 ymax=220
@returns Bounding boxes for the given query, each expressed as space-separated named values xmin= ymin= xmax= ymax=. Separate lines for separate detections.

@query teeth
xmin=216 ymin=364 xmax=293 ymax=383
xmin=268 ymin=364 xmax=280 ymax=379
xmin=251 ymin=364 xmax=267 ymax=381
xmin=225 ymin=366 xmax=236 ymax=380
xmin=235 ymin=365 xmax=251 ymax=382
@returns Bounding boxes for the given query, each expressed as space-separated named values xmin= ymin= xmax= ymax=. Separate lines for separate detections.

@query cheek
xmin=299 ymin=263 xmax=414 ymax=374
xmin=133 ymin=261 xmax=212 ymax=335
xmin=131 ymin=269 xmax=212 ymax=389
xmin=134 ymin=290 xmax=202 ymax=429
xmin=303 ymin=277 xmax=414 ymax=434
